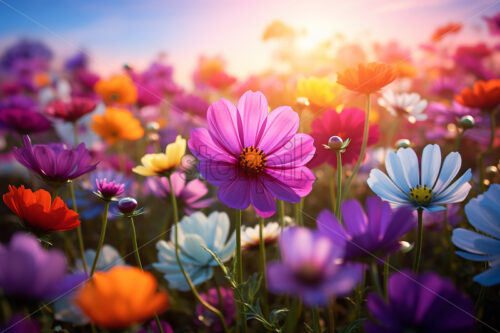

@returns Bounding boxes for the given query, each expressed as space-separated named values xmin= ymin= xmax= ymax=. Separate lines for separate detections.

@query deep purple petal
xmin=198 ymin=160 xmax=238 ymax=186
xmin=341 ymin=199 xmax=368 ymax=236
xmin=250 ymin=179 xmax=276 ymax=218
xmin=316 ymin=209 xmax=349 ymax=246
xmin=217 ymin=177 xmax=251 ymax=210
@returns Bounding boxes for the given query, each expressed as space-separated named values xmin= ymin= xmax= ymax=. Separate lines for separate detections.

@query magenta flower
xmin=188 ymin=90 xmax=315 ymax=217
xmin=45 ymin=97 xmax=96 ymax=122
xmin=0 ymin=108 xmax=52 ymax=134
xmin=95 ymin=178 xmax=125 ymax=200
xmin=194 ymin=287 xmax=236 ymax=332
xmin=146 ymin=171 xmax=214 ymax=214
xmin=484 ymin=12 xmax=500 ymax=35
xmin=13 ymin=135 xmax=98 ymax=185
xmin=172 ymin=93 xmax=210 ymax=117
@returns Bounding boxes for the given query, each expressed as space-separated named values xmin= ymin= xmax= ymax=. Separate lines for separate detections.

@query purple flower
xmin=266 ymin=227 xmax=361 ymax=306
xmin=195 ymin=287 xmax=236 ymax=332
xmin=1 ymin=314 xmax=40 ymax=333
xmin=365 ymin=270 xmax=475 ymax=333
xmin=429 ymin=77 xmax=463 ymax=99
xmin=0 ymin=40 xmax=52 ymax=74
xmin=426 ymin=101 xmax=480 ymax=126
xmin=64 ymin=51 xmax=88 ymax=71
xmin=0 ymin=233 xmax=86 ymax=301
xmin=317 ymin=197 xmax=415 ymax=263
xmin=137 ymin=320 xmax=174 ymax=333
xmin=146 ymin=171 xmax=214 ymax=214
xmin=13 ymin=135 xmax=98 ymax=185
xmin=95 ymin=178 xmax=125 ymax=200
xmin=172 ymin=93 xmax=210 ymax=116
xmin=422 ymin=204 xmax=461 ymax=231
xmin=484 ymin=12 xmax=500 ymax=35
xmin=0 ymin=109 xmax=52 ymax=134
xmin=0 ymin=95 xmax=38 ymax=112
xmin=188 ymin=90 xmax=316 ymax=218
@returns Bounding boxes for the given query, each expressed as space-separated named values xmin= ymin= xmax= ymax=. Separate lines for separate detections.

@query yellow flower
xmin=94 ymin=74 xmax=138 ymax=106
xmin=91 ymin=107 xmax=144 ymax=145
xmin=296 ymin=77 xmax=340 ymax=109
xmin=133 ymin=135 xmax=186 ymax=176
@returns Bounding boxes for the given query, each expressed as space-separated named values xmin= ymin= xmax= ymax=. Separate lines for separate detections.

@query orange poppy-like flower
xmin=455 ymin=79 xmax=500 ymax=110
xmin=74 ymin=266 xmax=169 ymax=329
xmin=336 ymin=62 xmax=396 ymax=95
xmin=91 ymin=107 xmax=144 ymax=145
xmin=94 ymin=74 xmax=138 ymax=106
xmin=3 ymin=185 xmax=80 ymax=232
xmin=431 ymin=22 xmax=462 ymax=43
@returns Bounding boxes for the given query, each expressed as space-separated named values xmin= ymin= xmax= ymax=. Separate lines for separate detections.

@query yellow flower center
xmin=239 ymin=146 xmax=266 ymax=173
xmin=409 ymin=185 xmax=433 ymax=206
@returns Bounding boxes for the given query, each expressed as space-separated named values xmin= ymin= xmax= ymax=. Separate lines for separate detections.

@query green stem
xmin=277 ymin=200 xmax=285 ymax=229
xmin=90 ymin=201 xmax=110 ymax=276
xmin=129 ymin=217 xmax=142 ymax=269
xmin=329 ymin=165 xmax=336 ymax=212
xmin=167 ymin=176 xmax=230 ymax=333
xmin=72 ymin=121 xmax=80 ymax=146
xmin=294 ymin=203 xmax=300 ymax=226
xmin=478 ymin=110 xmax=497 ymax=192
xmin=342 ymin=93 xmax=371 ymax=199
xmin=413 ymin=208 xmax=423 ymax=274
xmin=160 ymin=208 xmax=172 ymax=240
xmin=354 ymin=264 xmax=366 ymax=319
xmin=69 ymin=181 xmax=88 ymax=274
xmin=335 ymin=151 xmax=342 ymax=221
xmin=383 ymin=257 xmax=389 ymax=300
xmin=370 ymin=262 xmax=383 ymax=296
xmin=234 ymin=209 xmax=247 ymax=333
xmin=258 ymin=217 xmax=269 ymax=318
xmin=312 ymin=307 xmax=321 ymax=333
xmin=453 ymin=130 xmax=464 ymax=152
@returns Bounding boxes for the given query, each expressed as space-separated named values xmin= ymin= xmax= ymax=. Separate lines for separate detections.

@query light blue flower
xmin=452 ymin=184 xmax=500 ymax=286
xmin=53 ymin=245 xmax=124 ymax=325
xmin=153 ymin=211 xmax=236 ymax=291
xmin=367 ymin=144 xmax=471 ymax=212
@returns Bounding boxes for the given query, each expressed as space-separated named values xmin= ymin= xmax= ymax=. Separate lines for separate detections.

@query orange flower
xmin=336 ymin=62 xmax=396 ymax=95
xmin=3 ymin=185 xmax=80 ymax=232
xmin=91 ymin=107 xmax=144 ymax=145
xmin=75 ymin=266 xmax=169 ymax=329
xmin=431 ymin=22 xmax=462 ymax=43
xmin=94 ymin=74 xmax=138 ymax=106
xmin=455 ymin=79 xmax=500 ymax=110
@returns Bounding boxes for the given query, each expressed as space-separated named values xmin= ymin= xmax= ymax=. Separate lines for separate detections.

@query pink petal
xmin=206 ymin=98 xmax=242 ymax=156
xmin=236 ymin=91 xmax=269 ymax=148
xmin=189 ymin=128 xmax=236 ymax=163
xmin=267 ymin=133 xmax=316 ymax=168
xmin=258 ymin=106 xmax=299 ymax=155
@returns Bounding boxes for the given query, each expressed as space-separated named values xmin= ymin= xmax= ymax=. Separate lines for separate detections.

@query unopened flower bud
xmin=118 ymin=197 xmax=138 ymax=215
xmin=147 ymin=121 xmax=160 ymax=132
xmin=458 ymin=115 xmax=475 ymax=130
xmin=486 ymin=165 xmax=498 ymax=177
xmin=395 ymin=139 xmax=411 ymax=149
xmin=327 ymin=136 xmax=343 ymax=150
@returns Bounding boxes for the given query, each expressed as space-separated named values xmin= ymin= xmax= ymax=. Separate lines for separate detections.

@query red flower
xmin=431 ymin=22 xmax=462 ymax=42
xmin=45 ymin=97 xmax=97 ymax=122
xmin=336 ymin=62 xmax=396 ymax=95
xmin=455 ymin=79 xmax=500 ymax=110
xmin=3 ymin=185 xmax=80 ymax=232
xmin=309 ymin=108 xmax=380 ymax=168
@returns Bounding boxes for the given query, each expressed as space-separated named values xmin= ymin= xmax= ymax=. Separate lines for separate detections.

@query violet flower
xmin=172 ymin=93 xmax=210 ymax=117
xmin=317 ymin=197 xmax=415 ymax=263
xmin=365 ymin=270 xmax=475 ymax=332
xmin=0 ymin=108 xmax=52 ymax=134
xmin=194 ymin=287 xmax=236 ymax=332
xmin=13 ymin=135 xmax=98 ymax=185
xmin=146 ymin=171 xmax=214 ymax=214
xmin=266 ymin=227 xmax=362 ymax=306
xmin=0 ymin=233 xmax=86 ymax=301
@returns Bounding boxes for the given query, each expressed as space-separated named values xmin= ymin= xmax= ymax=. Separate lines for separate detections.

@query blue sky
xmin=0 ymin=0 xmax=498 ymax=86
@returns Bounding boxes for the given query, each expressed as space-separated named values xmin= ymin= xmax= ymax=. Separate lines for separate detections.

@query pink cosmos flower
xmin=309 ymin=108 xmax=379 ymax=168
xmin=188 ymin=90 xmax=315 ymax=217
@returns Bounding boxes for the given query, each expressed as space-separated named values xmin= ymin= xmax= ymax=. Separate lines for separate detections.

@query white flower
xmin=153 ymin=211 xmax=236 ymax=291
xmin=378 ymin=89 xmax=428 ymax=123
xmin=241 ymin=222 xmax=281 ymax=251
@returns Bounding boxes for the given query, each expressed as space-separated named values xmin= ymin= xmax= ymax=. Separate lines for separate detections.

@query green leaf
xmin=337 ymin=318 xmax=367 ymax=333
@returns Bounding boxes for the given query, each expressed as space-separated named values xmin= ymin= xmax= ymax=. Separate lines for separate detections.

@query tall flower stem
xmin=258 ymin=217 xmax=269 ymax=317
xmin=342 ymin=93 xmax=371 ymax=200
xmin=294 ymin=203 xmax=301 ymax=226
xmin=167 ymin=176 xmax=229 ymax=333
xmin=234 ymin=209 xmax=247 ymax=333
xmin=335 ymin=151 xmax=342 ymax=221
xmin=277 ymin=200 xmax=285 ymax=229
xmin=453 ymin=130 xmax=464 ymax=152
xmin=129 ymin=216 xmax=164 ymax=333
xmin=72 ymin=121 xmax=80 ymax=146
xmin=69 ymin=181 xmax=88 ymax=274
xmin=383 ymin=257 xmax=390 ymax=300
xmin=370 ymin=262 xmax=383 ymax=296
xmin=329 ymin=166 xmax=336 ymax=212
xmin=413 ymin=208 xmax=424 ymax=273
xmin=312 ymin=307 xmax=321 ymax=333
xmin=90 ymin=201 xmax=110 ymax=276
xmin=478 ymin=110 xmax=497 ymax=191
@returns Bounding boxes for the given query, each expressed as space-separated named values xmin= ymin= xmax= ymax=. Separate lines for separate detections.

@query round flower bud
xmin=118 ymin=197 xmax=138 ymax=215
xmin=395 ymin=139 xmax=411 ymax=149
xmin=147 ymin=121 xmax=160 ymax=132
xmin=486 ymin=165 xmax=498 ymax=177
xmin=327 ymin=136 xmax=343 ymax=150
xmin=458 ymin=115 xmax=475 ymax=130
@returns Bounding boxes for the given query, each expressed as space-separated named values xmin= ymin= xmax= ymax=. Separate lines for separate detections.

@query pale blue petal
xmin=473 ymin=266 xmax=500 ymax=286
xmin=452 ymin=229 xmax=493 ymax=255
xmin=465 ymin=193 xmax=500 ymax=239
xmin=432 ymin=152 xmax=461 ymax=194
xmin=396 ymin=147 xmax=419 ymax=188
xmin=422 ymin=205 xmax=445 ymax=213
xmin=433 ymin=169 xmax=471 ymax=203
xmin=183 ymin=234 xmax=212 ymax=264
xmin=385 ymin=152 xmax=411 ymax=193
xmin=217 ymin=231 xmax=236 ymax=263
xmin=420 ymin=144 xmax=441 ymax=188
xmin=455 ymin=251 xmax=490 ymax=262
xmin=209 ymin=211 xmax=230 ymax=251
xmin=367 ymin=169 xmax=411 ymax=205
